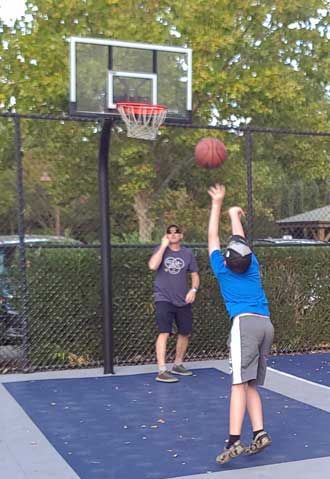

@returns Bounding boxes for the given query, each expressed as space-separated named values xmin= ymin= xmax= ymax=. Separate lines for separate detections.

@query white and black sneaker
xmin=245 ymin=431 xmax=272 ymax=455
xmin=216 ymin=440 xmax=246 ymax=464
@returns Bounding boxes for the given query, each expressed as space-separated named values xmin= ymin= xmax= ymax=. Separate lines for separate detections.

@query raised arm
xmin=208 ymin=184 xmax=226 ymax=255
xmin=148 ymin=235 xmax=170 ymax=270
xmin=228 ymin=206 xmax=246 ymax=238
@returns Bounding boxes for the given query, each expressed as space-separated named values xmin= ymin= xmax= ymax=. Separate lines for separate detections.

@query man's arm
xmin=148 ymin=235 xmax=169 ymax=270
xmin=191 ymin=271 xmax=200 ymax=290
xmin=208 ymin=184 xmax=226 ymax=256
xmin=185 ymin=271 xmax=200 ymax=304
xmin=228 ymin=206 xmax=246 ymax=237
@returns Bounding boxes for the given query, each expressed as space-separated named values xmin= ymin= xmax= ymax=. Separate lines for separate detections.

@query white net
xmin=117 ymin=103 xmax=168 ymax=140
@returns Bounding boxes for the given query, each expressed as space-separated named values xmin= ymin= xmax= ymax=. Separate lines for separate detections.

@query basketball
xmin=195 ymin=137 xmax=227 ymax=169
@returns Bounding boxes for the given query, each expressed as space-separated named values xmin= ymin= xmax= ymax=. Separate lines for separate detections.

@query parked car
xmin=0 ymin=283 xmax=19 ymax=345
xmin=0 ymin=235 xmax=81 ymax=346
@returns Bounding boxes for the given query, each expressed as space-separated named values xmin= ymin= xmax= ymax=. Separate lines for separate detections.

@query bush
xmin=7 ymin=245 xmax=330 ymax=370
xmin=12 ymin=246 xmax=102 ymax=369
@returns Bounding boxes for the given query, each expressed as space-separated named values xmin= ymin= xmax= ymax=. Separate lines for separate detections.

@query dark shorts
xmin=155 ymin=302 xmax=192 ymax=336
xmin=227 ymin=314 xmax=274 ymax=385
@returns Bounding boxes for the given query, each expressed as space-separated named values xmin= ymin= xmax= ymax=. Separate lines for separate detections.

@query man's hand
xmin=208 ymin=184 xmax=226 ymax=205
xmin=228 ymin=206 xmax=245 ymax=219
xmin=160 ymin=234 xmax=170 ymax=248
xmin=148 ymin=235 xmax=170 ymax=270
xmin=185 ymin=289 xmax=197 ymax=304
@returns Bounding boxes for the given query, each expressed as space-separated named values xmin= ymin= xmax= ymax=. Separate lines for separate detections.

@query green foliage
xmin=20 ymin=247 xmax=102 ymax=368
xmin=0 ymin=1 xmax=329 ymax=241
xmin=258 ymin=246 xmax=330 ymax=351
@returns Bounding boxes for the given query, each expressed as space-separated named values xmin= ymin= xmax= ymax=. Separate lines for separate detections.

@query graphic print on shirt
xmin=164 ymin=257 xmax=185 ymax=275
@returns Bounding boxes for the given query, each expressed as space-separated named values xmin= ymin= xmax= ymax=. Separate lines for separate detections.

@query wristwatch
xmin=191 ymin=288 xmax=198 ymax=293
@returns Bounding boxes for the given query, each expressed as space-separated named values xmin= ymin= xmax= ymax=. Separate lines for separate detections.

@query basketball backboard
xmin=69 ymin=37 xmax=192 ymax=124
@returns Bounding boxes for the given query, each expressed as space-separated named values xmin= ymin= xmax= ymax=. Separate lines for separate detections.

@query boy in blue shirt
xmin=208 ymin=183 xmax=274 ymax=465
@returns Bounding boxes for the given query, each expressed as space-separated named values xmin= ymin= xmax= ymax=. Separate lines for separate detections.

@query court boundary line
xmin=170 ymin=455 xmax=330 ymax=479
xmin=0 ymin=383 xmax=80 ymax=479
xmin=267 ymin=367 xmax=330 ymax=390
xmin=1 ymin=359 xmax=330 ymax=388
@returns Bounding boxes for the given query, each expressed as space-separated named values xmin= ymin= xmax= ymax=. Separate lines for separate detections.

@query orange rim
xmin=116 ymin=102 xmax=168 ymax=115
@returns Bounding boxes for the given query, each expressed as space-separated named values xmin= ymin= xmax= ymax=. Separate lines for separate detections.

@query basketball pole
xmin=97 ymin=118 xmax=114 ymax=375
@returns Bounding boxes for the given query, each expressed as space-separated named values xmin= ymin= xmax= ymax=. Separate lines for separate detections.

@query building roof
xmin=276 ymin=205 xmax=330 ymax=224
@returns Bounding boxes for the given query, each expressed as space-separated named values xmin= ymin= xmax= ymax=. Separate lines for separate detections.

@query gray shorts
xmin=228 ymin=314 xmax=274 ymax=385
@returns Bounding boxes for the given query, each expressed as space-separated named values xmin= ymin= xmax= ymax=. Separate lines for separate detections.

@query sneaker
xmin=216 ymin=440 xmax=246 ymax=465
xmin=172 ymin=364 xmax=193 ymax=376
xmin=156 ymin=371 xmax=179 ymax=383
xmin=245 ymin=431 xmax=272 ymax=455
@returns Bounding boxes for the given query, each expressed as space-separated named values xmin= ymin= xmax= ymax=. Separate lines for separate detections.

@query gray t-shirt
xmin=153 ymin=246 xmax=198 ymax=307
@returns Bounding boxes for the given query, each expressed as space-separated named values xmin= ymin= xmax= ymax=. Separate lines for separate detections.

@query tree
xmin=0 ymin=1 xmax=329 ymax=242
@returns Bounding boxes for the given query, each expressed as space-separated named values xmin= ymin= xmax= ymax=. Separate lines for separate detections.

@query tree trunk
xmin=133 ymin=191 xmax=154 ymax=242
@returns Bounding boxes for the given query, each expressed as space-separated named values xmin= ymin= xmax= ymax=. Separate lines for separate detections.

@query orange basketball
xmin=195 ymin=137 xmax=227 ymax=169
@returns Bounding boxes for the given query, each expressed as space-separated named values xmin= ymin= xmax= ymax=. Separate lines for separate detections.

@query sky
xmin=0 ymin=0 xmax=27 ymax=24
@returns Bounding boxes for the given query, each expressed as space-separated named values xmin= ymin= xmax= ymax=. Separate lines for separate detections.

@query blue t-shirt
xmin=153 ymin=246 xmax=198 ymax=307
xmin=210 ymin=249 xmax=270 ymax=320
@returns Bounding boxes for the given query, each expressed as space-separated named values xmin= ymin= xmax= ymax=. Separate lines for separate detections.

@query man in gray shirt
xmin=148 ymin=224 xmax=200 ymax=383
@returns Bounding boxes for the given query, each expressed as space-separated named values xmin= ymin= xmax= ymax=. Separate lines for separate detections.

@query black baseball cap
xmin=225 ymin=235 xmax=252 ymax=273
xmin=166 ymin=224 xmax=181 ymax=234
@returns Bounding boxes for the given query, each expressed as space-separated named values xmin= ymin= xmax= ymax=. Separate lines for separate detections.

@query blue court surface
xmin=3 ymin=360 xmax=330 ymax=479
xmin=269 ymin=353 xmax=330 ymax=386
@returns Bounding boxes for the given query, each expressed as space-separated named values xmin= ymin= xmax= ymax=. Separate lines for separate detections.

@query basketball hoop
xmin=117 ymin=102 xmax=168 ymax=140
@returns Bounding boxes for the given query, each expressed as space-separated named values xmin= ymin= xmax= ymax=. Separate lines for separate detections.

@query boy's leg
xmin=216 ymin=315 xmax=255 ymax=464
xmin=229 ymin=383 xmax=248 ymax=434
xmin=216 ymin=382 xmax=248 ymax=464
xmin=247 ymin=381 xmax=263 ymax=432
xmin=228 ymin=315 xmax=250 ymax=436
xmin=245 ymin=319 xmax=274 ymax=454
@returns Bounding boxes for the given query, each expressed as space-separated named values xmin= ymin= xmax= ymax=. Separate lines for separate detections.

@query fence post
xmin=245 ymin=128 xmax=254 ymax=243
xmin=98 ymin=119 xmax=114 ymax=374
xmin=14 ymin=115 xmax=29 ymax=368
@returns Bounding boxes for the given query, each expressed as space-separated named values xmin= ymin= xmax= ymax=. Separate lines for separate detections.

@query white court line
xmin=0 ymin=360 xmax=228 ymax=383
xmin=0 ymin=384 xmax=79 ymax=479
xmin=170 ymin=456 xmax=330 ymax=479
xmin=268 ymin=367 xmax=330 ymax=390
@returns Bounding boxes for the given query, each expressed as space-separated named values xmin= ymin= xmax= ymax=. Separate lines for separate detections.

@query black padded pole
xmin=98 ymin=119 xmax=114 ymax=374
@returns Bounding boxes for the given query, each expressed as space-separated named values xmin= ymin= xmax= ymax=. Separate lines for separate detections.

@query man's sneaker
xmin=172 ymin=364 xmax=193 ymax=376
xmin=156 ymin=371 xmax=179 ymax=383
xmin=216 ymin=440 xmax=245 ymax=465
xmin=245 ymin=431 xmax=272 ymax=455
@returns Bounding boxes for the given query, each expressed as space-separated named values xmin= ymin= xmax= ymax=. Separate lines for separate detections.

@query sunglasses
xmin=167 ymin=229 xmax=181 ymax=234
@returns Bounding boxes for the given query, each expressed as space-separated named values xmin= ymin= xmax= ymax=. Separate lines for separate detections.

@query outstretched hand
xmin=208 ymin=184 xmax=226 ymax=204
xmin=228 ymin=206 xmax=245 ymax=219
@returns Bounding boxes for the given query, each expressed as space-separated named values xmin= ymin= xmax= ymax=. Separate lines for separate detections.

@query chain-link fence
xmin=0 ymin=112 xmax=329 ymax=373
